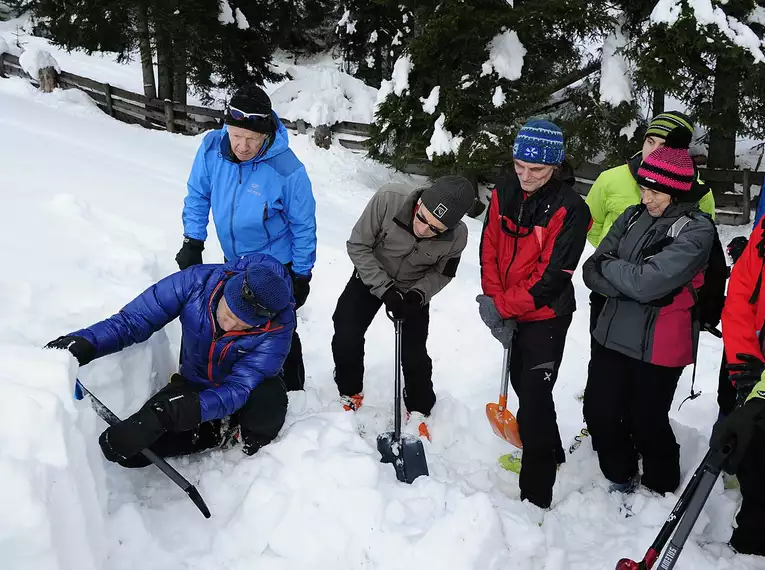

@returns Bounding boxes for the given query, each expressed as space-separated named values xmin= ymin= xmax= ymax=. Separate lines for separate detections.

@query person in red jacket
xmin=477 ymin=119 xmax=590 ymax=509
xmin=715 ymin=220 xmax=765 ymax=556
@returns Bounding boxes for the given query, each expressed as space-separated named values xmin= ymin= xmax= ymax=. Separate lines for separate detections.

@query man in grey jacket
xmin=331 ymin=176 xmax=475 ymax=439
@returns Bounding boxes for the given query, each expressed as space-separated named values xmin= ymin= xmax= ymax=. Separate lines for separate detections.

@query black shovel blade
xmin=377 ymin=432 xmax=429 ymax=484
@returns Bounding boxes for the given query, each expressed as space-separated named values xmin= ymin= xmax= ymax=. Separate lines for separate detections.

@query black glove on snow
xmin=45 ymin=335 xmax=97 ymax=366
xmin=382 ymin=287 xmax=407 ymax=319
xmin=728 ymin=354 xmax=765 ymax=401
xmin=291 ymin=272 xmax=311 ymax=309
xmin=710 ymin=397 xmax=765 ymax=474
xmin=175 ymin=237 xmax=204 ymax=270
xmin=99 ymin=375 xmax=202 ymax=463
xmin=727 ymin=236 xmax=749 ymax=264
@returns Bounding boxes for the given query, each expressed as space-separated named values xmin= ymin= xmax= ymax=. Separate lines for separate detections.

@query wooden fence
xmin=2 ymin=51 xmax=761 ymax=224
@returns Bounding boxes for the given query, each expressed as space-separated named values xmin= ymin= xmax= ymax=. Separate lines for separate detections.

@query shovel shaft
xmin=393 ymin=319 xmax=403 ymax=440
xmin=499 ymin=347 xmax=511 ymax=400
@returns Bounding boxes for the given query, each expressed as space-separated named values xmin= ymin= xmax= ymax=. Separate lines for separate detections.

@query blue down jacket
xmin=181 ymin=116 xmax=317 ymax=276
xmin=71 ymin=254 xmax=296 ymax=422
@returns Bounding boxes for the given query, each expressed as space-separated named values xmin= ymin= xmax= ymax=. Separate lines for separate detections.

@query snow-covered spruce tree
xmin=267 ymin=0 xmax=337 ymax=55
xmin=623 ymin=0 xmax=765 ymax=170
xmin=368 ymin=0 xmax=615 ymax=175
xmin=335 ymin=0 xmax=414 ymax=87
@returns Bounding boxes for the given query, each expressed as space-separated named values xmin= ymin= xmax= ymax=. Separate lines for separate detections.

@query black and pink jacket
xmin=583 ymin=203 xmax=715 ymax=367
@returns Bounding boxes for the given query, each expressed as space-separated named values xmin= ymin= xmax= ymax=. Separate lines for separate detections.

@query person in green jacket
xmin=584 ymin=111 xmax=716 ymax=334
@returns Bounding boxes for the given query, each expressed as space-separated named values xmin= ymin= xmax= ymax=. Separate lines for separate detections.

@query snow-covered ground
xmin=0 ymin=56 xmax=764 ymax=570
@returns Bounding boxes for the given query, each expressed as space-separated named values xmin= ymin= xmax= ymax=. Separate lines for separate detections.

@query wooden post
xmin=164 ymin=99 xmax=175 ymax=133
xmin=104 ymin=83 xmax=114 ymax=117
xmin=742 ymin=168 xmax=751 ymax=225
xmin=38 ymin=66 xmax=59 ymax=93
xmin=296 ymin=119 xmax=307 ymax=135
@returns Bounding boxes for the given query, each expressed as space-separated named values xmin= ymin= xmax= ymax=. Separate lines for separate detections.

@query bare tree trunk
xmin=172 ymin=29 xmax=187 ymax=131
xmin=652 ymin=89 xmax=664 ymax=117
xmin=136 ymin=3 xmax=156 ymax=99
xmin=155 ymin=19 xmax=173 ymax=102
xmin=707 ymin=55 xmax=742 ymax=193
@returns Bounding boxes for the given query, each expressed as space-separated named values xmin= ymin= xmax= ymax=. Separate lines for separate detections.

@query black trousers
xmin=589 ymin=291 xmax=606 ymax=338
xmin=717 ymin=352 xmax=737 ymax=417
xmin=584 ymin=341 xmax=682 ymax=494
xmin=331 ymin=272 xmax=435 ymax=415
xmin=118 ymin=375 xmax=288 ymax=468
xmin=731 ymin=426 xmax=765 ymax=556
xmin=511 ymin=316 xmax=572 ymax=509
xmin=282 ymin=329 xmax=305 ymax=391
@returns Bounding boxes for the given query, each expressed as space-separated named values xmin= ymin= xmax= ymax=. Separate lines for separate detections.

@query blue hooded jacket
xmin=182 ymin=114 xmax=317 ymax=276
xmin=70 ymin=254 xmax=296 ymax=423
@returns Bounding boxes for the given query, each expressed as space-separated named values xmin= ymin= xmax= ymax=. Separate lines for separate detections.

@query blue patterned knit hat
xmin=223 ymin=264 xmax=291 ymax=326
xmin=512 ymin=119 xmax=565 ymax=165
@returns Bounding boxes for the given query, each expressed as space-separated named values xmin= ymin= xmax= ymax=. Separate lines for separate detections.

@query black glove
xmin=45 ymin=335 xmax=96 ymax=366
xmin=728 ymin=354 xmax=765 ymax=401
xmin=382 ymin=287 xmax=407 ymax=319
xmin=99 ymin=375 xmax=201 ymax=463
xmin=710 ymin=397 xmax=765 ymax=474
xmin=175 ymin=237 xmax=204 ymax=270
xmin=727 ymin=236 xmax=748 ymax=264
xmin=400 ymin=290 xmax=424 ymax=319
xmin=291 ymin=272 xmax=311 ymax=309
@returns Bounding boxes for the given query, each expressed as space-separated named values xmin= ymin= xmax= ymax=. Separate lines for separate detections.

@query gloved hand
xmin=710 ymin=396 xmax=765 ymax=474
xmin=595 ymin=252 xmax=618 ymax=275
xmin=291 ymin=272 xmax=311 ymax=309
xmin=99 ymin=375 xmax=201 ymax=463
xmin=382 ymin=287 xmax=407 ymax=319
xmin=400 ymin=290 xmax=424 ymax=319
xmin=491 ymin=318 xmax=517 ymax=349
xmin=45 ymin=335 xmax=97 ymax=366
xmin=728 ymin=354 xmax=765 ymax=401
xmin=727 ymin=236 xmax=749 ymax=264
xmin=175 ymin=237 xmax=204 ymax=270
xmin=476 ymin=294 xmax=502 ymax=329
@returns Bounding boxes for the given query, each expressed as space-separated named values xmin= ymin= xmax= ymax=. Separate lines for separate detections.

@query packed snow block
xmin=0 ymin=346 xmax=106 ymax=570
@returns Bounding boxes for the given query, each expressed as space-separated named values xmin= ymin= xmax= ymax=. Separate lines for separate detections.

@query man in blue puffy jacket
xmin=45 ymin=254 xmax=296 ymax=467
xmin=175 ymin=84 xmax=316 ymax=392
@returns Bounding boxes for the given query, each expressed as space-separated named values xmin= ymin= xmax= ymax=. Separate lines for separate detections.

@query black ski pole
xmin=655 ymin=443 xmax=732 ymax=570
xmin=75 ymin=380 xmax=211 ymax=519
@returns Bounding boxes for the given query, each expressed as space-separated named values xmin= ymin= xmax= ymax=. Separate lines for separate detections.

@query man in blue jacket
xmin=175 ymin=84 xmax=316 ymax=392
xmin=45 ymin=254 xmax=295 ymax=467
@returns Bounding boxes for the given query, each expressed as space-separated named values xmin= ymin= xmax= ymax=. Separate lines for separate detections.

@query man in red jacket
xmin=478 ymin=119 xmax=590 ymax=509
xmin=715 ymin=220 xmax=765 ymax=556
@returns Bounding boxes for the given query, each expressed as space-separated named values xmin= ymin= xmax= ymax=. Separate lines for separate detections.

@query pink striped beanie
xmin=636 ymin=145 xmax=696 ymax=202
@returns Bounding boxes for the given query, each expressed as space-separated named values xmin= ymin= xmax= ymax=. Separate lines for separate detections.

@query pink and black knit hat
xmin=636 ymin=140 xmax=698 ymax=203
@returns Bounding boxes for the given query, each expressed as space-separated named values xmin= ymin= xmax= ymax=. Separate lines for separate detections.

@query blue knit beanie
xmin=512 ymin=119 xmax=565 ymax=165
xmin=223 ymin=264 xmax=291 ymax=326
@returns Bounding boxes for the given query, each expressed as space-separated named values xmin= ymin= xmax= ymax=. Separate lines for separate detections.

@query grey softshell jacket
xmin=347 ymin=183 xmax=468 ymax=302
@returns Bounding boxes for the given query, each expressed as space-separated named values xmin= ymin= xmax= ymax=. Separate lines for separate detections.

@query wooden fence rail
xmin=2 ymin=52 xmax=761 ymax=224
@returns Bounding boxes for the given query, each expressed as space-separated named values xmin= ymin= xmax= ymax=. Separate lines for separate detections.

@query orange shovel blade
xmin=486 ymin=398 xmax=522 ymax=449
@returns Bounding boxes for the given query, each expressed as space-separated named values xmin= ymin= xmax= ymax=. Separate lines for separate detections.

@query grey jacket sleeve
xmin=601 ymin=216 xmax=715 ymax=303
xmin=582 ymin=207 xmax=635 ymax=298
xmin=346 ymin=191 xmax=395 ymax=298
xmin=411 ymin=224 xmax=468 ymax=304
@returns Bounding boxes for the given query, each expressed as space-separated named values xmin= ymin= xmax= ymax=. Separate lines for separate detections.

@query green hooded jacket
xmin=586 ymin=154 xmax=716 ymax=248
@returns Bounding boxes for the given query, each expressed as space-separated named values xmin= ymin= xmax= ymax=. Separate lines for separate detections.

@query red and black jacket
xmin=480 ymin=169 xmax=591 ymax=322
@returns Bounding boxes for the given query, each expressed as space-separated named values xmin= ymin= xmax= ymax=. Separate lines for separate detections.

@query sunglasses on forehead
xmin=241 ymin=274 xmax=279 ymax=320
xmin=228 ymin=106 xmax=270 ymax=121
xmin=416 ymin=210 xmax=444 ymax=236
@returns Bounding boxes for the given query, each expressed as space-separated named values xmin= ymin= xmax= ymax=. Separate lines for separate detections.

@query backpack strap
xmin=667 ymin=215 xmax=692 ymax=239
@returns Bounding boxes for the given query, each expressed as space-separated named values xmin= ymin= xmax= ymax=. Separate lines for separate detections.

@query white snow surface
xmin=375 ymin=54 xmax=412 ymax=115
xmin=599 ymin=24 xmax=633 ymax=105
xmin=492 ymin=85 xmax=506 ymax=107
xmin=19 ymin=46 xmax=60 ymax=79
xmin=217 ymin=0 xmax=235 ymax=25
xmin=425 ymin=113 xmax=464 ymax=160
xmin=420 ymin=86 xmax=440 ymax=114
xmin=270 ymin=64 xmax=378 ymax=125
xmin=0 ymin=36 xmax=9 ymax=55
xmin=651 ymin=0 xmax=765 ymax=63
xmin=234 ymin=8 xmax=249 ymax=30
xmin=0 ymin=59 xmax=763 ymax=570
xmin=481 ymin=30 xmax=525 ymax=81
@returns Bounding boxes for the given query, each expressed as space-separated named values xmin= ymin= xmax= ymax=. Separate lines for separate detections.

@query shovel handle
xmin=499 ymin=347 xmax=511 ymax=399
